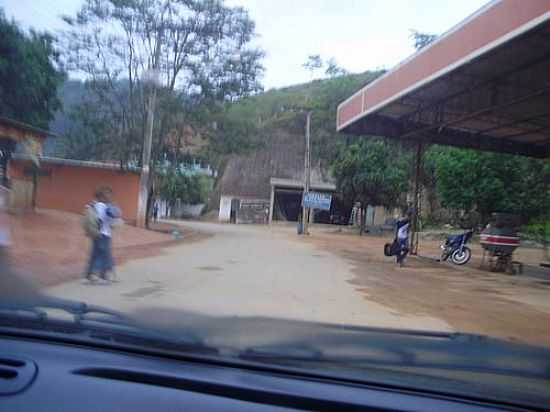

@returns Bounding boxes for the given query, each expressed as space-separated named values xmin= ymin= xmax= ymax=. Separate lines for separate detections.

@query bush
xmin=159 ymin=173 xmax=212 ymax=206
xmin=430 ymin=147 xmax=550 ymax=226
xmin=523 ymin=222 xmax=550 ymax=261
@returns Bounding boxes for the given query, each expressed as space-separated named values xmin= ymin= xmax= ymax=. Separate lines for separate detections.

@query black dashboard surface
xmin=0 ymin=335 xmax=527 ymax=412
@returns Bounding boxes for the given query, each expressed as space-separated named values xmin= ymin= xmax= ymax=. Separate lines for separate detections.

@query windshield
xmin=1 ymin=0 xmax=550 ymax=409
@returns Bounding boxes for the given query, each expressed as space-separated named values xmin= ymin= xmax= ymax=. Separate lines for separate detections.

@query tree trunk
xmin=145 ymin=187 xmax=153 ymax=229
xmin=359 ymin=206 xmax=366 ymax=236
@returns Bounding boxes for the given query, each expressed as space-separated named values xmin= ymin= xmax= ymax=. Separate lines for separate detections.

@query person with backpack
xmin=82 ymin=186 xmax=121 ymax=283
xmin=395 ymin=209 xmax=413 ymax=267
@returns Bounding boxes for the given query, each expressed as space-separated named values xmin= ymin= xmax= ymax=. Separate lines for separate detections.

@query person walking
xmin=153 ymin=201 xmax=159 ymax=223
xmin=395 ymin=210 xmax=412 ymax=267
xmin=84 ymin=186 xmax=120 ymax=283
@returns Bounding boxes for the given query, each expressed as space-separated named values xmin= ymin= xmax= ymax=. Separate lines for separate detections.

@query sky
xmin=1 ymin=0 xmax=488 ymax=90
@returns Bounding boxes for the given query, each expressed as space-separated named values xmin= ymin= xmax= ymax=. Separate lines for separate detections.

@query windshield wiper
xmin=237 ymin=331 xmax=550 ymax=381
xmin=0 ymin=295 xmax=127 ymax=322
xmin=240 ymin=343 xmax=324 ymax=361
xmin=0 ymin=296 xmax=217 ymax=355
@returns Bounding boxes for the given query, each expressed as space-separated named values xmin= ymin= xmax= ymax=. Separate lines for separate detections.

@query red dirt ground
xmin=8 ymin=210 xmax=203 ymax=288
xmin=305 ymin=230 xmax=550 ymax=347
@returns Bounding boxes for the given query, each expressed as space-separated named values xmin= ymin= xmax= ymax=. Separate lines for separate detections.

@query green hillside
xmin=215 ymin=70 xmax=384 ymax=171
xmin=210 ymin=71 xmax=384 ymax=208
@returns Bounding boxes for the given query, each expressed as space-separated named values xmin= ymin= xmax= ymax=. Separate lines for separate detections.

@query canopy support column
xmin=410 ymin=141 xmax=424 ymax=255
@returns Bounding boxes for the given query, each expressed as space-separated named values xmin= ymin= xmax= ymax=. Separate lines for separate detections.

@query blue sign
xmin=303 ymin=191 xmax=332 ymax=211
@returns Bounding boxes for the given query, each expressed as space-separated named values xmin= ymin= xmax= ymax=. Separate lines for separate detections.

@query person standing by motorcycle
xmin=395 ymin=210 xmax=413 ymax=267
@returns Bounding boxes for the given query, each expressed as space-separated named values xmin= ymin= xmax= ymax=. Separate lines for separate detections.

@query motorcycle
xmin=440 ymin=230 xmax=474 ymax=265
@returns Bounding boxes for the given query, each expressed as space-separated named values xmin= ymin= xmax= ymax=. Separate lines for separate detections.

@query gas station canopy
xmin=336 ymin=0 xmax=550 ymax=158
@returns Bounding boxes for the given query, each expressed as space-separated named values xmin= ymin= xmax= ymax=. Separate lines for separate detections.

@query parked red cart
xmin=480 ymin=213 xmax=522 ymax=274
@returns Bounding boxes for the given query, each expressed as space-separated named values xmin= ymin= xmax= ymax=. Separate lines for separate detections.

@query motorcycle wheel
xmin=451 ymin=247 xmax=471 ymax=265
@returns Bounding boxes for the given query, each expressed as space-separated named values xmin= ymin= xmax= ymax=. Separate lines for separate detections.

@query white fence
xmin=158 ymin=199 xmax=205 ymax=219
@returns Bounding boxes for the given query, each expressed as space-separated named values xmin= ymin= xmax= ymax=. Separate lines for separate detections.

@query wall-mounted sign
xmin=303 ymin=192 xmax=332 ymax=211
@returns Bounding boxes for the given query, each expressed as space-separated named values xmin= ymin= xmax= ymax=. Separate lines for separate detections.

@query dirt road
xmin=45 ymin=221 xmax=550 ymax=346
xmin=305 ymin=230 xmax=550 ymax=346
xmin=45 ymin=221 xmax=449 ymax=331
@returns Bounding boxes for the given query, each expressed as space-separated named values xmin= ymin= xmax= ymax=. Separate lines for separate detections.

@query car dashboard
xmin=0 ymin=332 xmax=531 ymax=412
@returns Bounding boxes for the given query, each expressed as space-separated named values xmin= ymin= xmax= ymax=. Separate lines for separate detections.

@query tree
xmin=60 ymin=100 xmax=118 ymax=160
xmin=0 ymin=9 xmax=65 ymax=128
xmin=159 ymin=172 xmax=211 ymax=210
xmin=302 ymin=55 xmax=349 ymax=79
xmin=302 ymin=54 xmax=323 ymax=79
xmin=409 ymin=30 xmax=437 ymax=51
xmin=332 ymin=139 xmax=409 ymax=234
xmin=324 ymin=58 xmax=348 ymax=78
xmin=524 ymin=222 xmax=550 ymax=262
xmin=60 ymin=0 xmax=264 ymax=164
xmin=432 ymin=148 xmax=550 ymax=226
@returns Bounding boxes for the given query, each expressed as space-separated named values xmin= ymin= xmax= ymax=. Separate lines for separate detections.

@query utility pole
xmin=302 ymin=111 xmax=312 ymax=235
xmin=136 ymin=31 xmax=162 ymax=228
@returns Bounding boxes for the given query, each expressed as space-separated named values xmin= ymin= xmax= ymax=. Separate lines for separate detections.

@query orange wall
xmin=10 ymin=160 xmax=140 ymax=224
